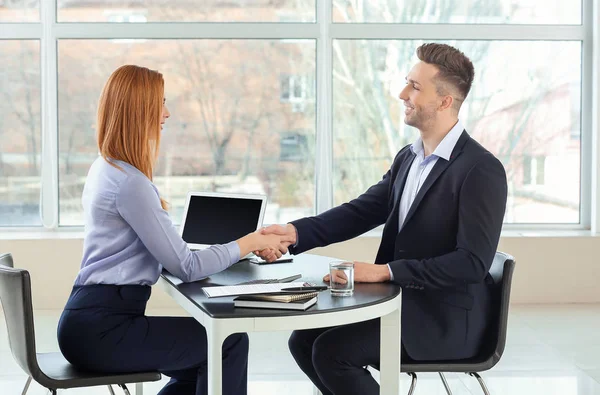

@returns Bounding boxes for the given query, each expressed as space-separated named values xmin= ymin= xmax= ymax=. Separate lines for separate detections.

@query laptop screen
xmin=181 ymin=195 xmax=264 ymax=245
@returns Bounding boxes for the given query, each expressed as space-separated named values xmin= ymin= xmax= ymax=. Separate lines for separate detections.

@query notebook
xmin=234 ymin=292 xmax=318 ymax=310
xmin=202 ymin=281 xmax=307 ymax=298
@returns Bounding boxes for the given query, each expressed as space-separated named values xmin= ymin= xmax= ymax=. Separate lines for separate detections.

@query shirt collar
xmin=410 ymin=120 xmax=464 ymax=161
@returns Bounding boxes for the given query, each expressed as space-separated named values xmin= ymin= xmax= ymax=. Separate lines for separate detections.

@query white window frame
xmin=0 ymin=0 xmax=597 ymax=232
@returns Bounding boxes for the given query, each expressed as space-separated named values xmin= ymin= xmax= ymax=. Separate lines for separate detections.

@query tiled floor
xmin=1 ymin=305 xmax=599 ymax=394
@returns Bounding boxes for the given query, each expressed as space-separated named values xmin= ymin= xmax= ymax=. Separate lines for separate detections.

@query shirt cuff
xmin=224 ymin=241 xmax=241 ymax=264
xmin=387 ymin=264 xmax=394 ymax=281
xmin=289 ymin=223 xmax=299 ymax=248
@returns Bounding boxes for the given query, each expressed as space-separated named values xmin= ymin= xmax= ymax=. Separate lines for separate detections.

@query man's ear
xmin=439 ymin=95 xmax=454 ymax=111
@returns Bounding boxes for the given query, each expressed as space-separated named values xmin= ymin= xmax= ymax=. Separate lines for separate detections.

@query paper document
xmin=202 ymin=282 xmax=307 ymax=298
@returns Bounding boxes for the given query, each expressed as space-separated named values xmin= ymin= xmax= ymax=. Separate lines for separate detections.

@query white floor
xmin=1 ymin=305 xmax=600 ymax=394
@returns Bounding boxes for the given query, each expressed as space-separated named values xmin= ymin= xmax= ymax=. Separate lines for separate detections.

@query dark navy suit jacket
xmin=289 ymin=131 xmax=508 ymax=361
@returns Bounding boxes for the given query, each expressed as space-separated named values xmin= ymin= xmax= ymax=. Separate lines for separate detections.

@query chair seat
xmin=35 ymin=352 xmax=161 ymax=389
xmin=370 ymin=354 xmax=499 ymax=374
xmin=400 ymin=353 xmax=499 ymax=373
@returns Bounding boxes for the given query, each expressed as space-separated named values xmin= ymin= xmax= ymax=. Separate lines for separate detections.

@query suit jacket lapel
xmin=400 ymin=131 xmax=469 ymax=231
xmin=375 ymin=150 xmax=415 ymax=264
xmin=391 ymin=151 xmax=416 ymax=215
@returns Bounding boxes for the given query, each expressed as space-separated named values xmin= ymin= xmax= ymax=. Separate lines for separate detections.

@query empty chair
xmin=0 ymin=255 xmax=161 ymax=394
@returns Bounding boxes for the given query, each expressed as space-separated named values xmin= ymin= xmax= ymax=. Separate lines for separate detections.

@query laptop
xmin=179 ymin=192 xmax=267 ymax=253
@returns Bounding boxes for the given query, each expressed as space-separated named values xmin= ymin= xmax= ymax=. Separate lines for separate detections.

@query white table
xmin=157 ymin=254 xmax=402 ymax=395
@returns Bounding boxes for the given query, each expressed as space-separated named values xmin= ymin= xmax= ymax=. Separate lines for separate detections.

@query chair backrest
xmin=482 ymin=251 xmax=516 ymax=366
xmin=0 ymin=264 xmax=41 ymax=377
xmin=0 ymin=253 xmax=14 ymax=268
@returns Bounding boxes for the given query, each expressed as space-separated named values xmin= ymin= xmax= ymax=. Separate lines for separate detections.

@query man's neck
xmin=420 ymin=118 xmax=459 ymax=157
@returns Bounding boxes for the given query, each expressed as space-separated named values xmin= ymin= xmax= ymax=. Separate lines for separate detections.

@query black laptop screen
xmin=181 ymin=195 xmax=263 ymax=245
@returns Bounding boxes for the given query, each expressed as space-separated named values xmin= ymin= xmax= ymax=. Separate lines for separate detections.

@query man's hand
xmin=254 ymin=224 xmax=297 ymax=262
xmin=323 ymin=261 xmax=391 ymax=283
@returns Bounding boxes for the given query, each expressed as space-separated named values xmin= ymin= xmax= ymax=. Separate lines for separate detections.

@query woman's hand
xmin=236 ymin=230 xmax=294 ymax=260
xmin=253 ymin=232 xmax=287 ymax=256
xmin=253 ymin=224 xmax=298 ymax=262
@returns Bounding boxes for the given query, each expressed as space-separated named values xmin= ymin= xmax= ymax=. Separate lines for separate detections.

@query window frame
xmin=0 ymin=0 xmax=596 ymax=232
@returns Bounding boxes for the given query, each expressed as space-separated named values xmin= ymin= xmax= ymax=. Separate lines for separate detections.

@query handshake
xmin=245 ymin=223 xmax=298 ymax=262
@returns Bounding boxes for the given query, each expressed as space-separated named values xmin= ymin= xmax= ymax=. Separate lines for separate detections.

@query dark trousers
xmin=57 ymin=285 xmax=248 ymax=395
xmin=288 ymin=318 xmax=406 ymax=395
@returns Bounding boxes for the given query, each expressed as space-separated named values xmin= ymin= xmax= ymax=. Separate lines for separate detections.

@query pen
xmin=280 ymin=286 xmax=329 ymax=292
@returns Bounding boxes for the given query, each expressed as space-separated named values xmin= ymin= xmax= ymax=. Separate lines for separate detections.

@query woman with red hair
xmin=57 ymin=65 xmax=288 ymax=395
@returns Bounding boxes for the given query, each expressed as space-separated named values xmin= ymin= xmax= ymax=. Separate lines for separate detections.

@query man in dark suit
xmin=257 ymin=43 xmax=507 ymax=395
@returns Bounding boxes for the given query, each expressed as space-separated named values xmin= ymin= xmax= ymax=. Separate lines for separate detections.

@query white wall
xmin=0 ymin=235 xmax=599 ymax=310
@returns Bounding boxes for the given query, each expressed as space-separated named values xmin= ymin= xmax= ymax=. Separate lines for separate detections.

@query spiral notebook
xmin=233 ymin=291 xmax=318 ymax=310
xmin=202 ymin=281 xmax=307 ymax=298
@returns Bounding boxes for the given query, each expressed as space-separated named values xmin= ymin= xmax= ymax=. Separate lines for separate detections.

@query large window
xmin=0 ymin=40 xmax=41 ymax=226
xmin=333 ymin=40 xmax=581 ymax=224
xmin=56 ymin=0 xmax=316 ymax=23
xmin=0 ymin=0 xmax=39 ymax=22
xmin=333 ymin=0 xmax=581 ymax=24
xmin=58 ymin=39 xmax=316 ymax=225
xmin=0 ymin=0 xmax=593 ymax=229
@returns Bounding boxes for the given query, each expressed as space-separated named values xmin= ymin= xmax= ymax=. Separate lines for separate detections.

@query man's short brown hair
xmin=416 ymin=43 xmax=474 ymax=111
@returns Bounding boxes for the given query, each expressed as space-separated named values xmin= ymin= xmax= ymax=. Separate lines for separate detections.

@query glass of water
xmin=329 ymin=261 xmax=354 ymax=297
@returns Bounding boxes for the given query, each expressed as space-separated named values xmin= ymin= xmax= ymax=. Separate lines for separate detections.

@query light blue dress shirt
xmin=398 ymin=120 xmax=464 ymax=229
xmin=74 ymin=157 xmax=240 ymax=286
xmin=388 ymin=120 xmax=465 ymax=280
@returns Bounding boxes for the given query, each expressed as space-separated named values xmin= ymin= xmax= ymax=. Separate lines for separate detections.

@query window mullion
xmin=589 ymin=0 xmax=600 ymax=233
xmin=315 ymin=0 xmax=333 ymax=214
xmin=40 ymin=0 xmax=58 ymax=228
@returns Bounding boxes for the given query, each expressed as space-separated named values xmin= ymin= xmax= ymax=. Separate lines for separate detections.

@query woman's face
xmin=161 ymin=97 xmax=170 ymax=130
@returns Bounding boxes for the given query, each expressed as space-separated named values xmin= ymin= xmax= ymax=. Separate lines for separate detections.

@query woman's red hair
xmin=97 ymin=65 xmax=168 ymax=210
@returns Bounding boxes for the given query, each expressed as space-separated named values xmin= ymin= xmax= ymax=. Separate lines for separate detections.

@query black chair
xmin=0 ymin=254 xmax=162 ymax=394
xmin=399 ymin=251 xmax=516 ymax=395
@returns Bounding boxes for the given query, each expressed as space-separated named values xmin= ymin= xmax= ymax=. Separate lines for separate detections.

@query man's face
xmin=399 ymin=61 xmax=442 ymax=130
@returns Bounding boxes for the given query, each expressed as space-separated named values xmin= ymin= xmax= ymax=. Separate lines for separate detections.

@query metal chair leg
xmin=48 ymin=390 xmax=57 ymax=395
xmin=406 ymin=372 xmax=417 ymax=395
xmin=439 ymin=372 xmax=453 ymax=395
xmin=21 ymin=376 xmax=32 ymax=395
xmin=107 ymin=385 xmax=116 ymax=395
xmin=468 ymin=372 xmax=491 ymax=395
xmin=135 ymin=382 xmax=144 ymax=395
xmin=119 ymin=384 xmax=132 ymax=395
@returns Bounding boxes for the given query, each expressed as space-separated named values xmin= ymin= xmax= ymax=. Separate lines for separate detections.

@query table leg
xmin=206 ymin=325 xmax=224 ymax=395
xmin=379 ymin=300 xmax=401 ymax=394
